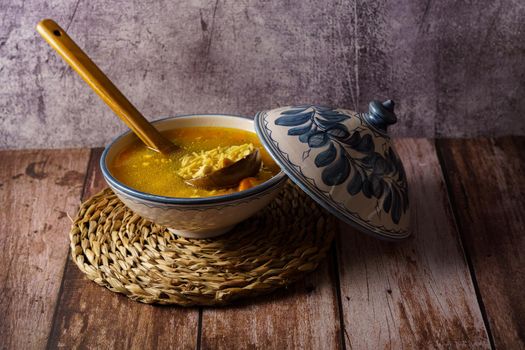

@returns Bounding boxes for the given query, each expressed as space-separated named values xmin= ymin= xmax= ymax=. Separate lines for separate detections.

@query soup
xmin=110 ymin=127 xmax=280 ymax=198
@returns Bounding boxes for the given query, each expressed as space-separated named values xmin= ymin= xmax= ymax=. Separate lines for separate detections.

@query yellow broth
xmin=109 ymin=127 xmax=280 ymax=198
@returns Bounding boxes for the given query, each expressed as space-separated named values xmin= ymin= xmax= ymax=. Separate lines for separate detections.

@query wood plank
xmin=437 ymin=136 xmax=525 ymax=348
xmin=47 ymin=148 xmax=199 ymax=349
xmin=200 ymin=251 xmax=342 ymax=349
xmin=0 ymin=149 xmax=90 ymax=349
xmin=336 ymin=139 xmax=490 ymax=348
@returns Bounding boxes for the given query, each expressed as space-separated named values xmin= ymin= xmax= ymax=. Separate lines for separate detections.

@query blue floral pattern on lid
xmin=254 ymin=101 xmax=410 ymax=240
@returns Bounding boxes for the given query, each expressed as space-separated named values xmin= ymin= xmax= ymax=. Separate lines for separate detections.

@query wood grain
xmin=5 ymin=138 xmax=522 ymax=349
xmin=0 ymin=149 xmax=90 ymax=349
xmin=437 ymin=137 xmax=525 ymax=348
xmin=336 ymin=139 xmax=490 ymax=348
xmin=199 ymin=253 xmax=342 ymax=349
xmin=47 ymin=149 xmax=199 ymax=349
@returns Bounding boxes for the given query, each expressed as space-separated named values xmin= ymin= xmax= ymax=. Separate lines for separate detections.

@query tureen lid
xmin=254 ymin=100 xmax=410 ymax=240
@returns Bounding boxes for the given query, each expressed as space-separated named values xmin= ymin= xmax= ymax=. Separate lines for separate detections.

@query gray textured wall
xmin=1 ymin=0 xmax=524 ymax=149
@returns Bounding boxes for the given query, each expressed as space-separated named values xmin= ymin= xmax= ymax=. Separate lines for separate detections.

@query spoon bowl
xmin=185 ymin=149 xmax=262 ymax=189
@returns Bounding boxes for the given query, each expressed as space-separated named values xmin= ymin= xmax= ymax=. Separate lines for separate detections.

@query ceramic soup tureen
xmin=254 ymin=100 xmax=410 ymax=241
xmin=100 ymin=100 xmax=409 ymax=241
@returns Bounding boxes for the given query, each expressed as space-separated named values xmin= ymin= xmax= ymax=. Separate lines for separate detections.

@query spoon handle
xmin=36 ymin=19 xmax=175 ymax=153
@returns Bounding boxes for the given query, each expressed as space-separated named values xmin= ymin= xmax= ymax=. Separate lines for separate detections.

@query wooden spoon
xmin=37 ymin=19 xmax=175 ymax=154
xmin=37 ymin=19 xmax=261 ymax=189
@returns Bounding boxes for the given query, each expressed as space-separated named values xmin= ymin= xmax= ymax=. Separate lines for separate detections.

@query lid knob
xmin=365 ymin=100 xmax=397 ymax=132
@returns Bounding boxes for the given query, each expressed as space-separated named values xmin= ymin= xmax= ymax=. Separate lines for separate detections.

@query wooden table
xmin=1 ymin=137 xmax=524 ymax=349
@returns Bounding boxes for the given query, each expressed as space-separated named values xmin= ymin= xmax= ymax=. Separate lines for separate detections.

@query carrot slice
xmin=238 ymin=177 xmax=258 ymax=191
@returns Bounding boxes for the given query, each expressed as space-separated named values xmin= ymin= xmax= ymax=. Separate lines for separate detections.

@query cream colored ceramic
xmin=101 ymin=115 xmax=287 ymax=239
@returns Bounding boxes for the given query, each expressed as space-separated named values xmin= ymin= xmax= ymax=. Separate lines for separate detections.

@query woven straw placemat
xmin=69 ymin=182 xmax=336 ymax=306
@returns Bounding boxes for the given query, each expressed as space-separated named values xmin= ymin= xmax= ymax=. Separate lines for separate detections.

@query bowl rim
xmin=100 ymin=114 xmax=287 ymax=205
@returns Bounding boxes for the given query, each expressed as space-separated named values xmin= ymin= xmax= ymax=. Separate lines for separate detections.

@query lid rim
xmin=254 ymin=110 xmax=410 ymax=241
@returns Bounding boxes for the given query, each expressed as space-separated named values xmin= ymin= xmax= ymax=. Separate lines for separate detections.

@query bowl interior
xmin=104 ymin=115 xmax=256 ymax=165
xmin=102 ymin=114 xmax=286 ymax=203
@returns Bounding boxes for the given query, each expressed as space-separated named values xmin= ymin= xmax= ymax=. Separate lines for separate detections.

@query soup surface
xmin=110 ymin=127 xmax=280 ymax=198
